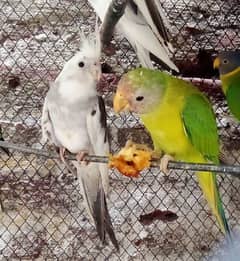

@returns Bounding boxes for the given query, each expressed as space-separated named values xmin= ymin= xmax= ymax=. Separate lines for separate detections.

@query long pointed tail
xmin=196 ymin=171 xmax=230 ymax=235
xmin=73 ymin=162 xmax=119 ymax=250
xmin=93 ymin=187 xmax=119 ymax=250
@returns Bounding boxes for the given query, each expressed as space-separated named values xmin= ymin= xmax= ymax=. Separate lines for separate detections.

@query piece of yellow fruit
xmin=109 ymin=140 xmax=152 ymax=177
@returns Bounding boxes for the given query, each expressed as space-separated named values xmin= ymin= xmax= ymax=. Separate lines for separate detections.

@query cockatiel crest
xmin=78 ymin=23 xmax=101 ymax=60
xmin=55 ymin=24 xmax=102 ymax=86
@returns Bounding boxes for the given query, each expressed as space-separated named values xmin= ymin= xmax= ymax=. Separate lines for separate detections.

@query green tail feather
xmin=214 ymin=175 xmax=231 ymax=237
xmin=197 ymin=171 xmax=231 ymax=236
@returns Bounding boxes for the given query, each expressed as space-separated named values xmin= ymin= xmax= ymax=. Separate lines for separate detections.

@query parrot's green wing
xmin=226 ymin=83 xmax=240 ymax=121
xmin=181 ymin=93 xmax=231 ymax=235
xmin=182 ymin=93 xmax=219 ymax=164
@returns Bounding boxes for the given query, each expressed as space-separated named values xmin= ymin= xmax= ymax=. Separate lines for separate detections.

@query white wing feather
xmin=132 ymin=0 xmax=173 ymax=52
xmin=88 ymin=0 xmax=178 ymax=71
xmin=41 ymin=89 xmax=60 ymax=146
xmin=86 ymin=96 xmax=110 ymax=194
xmin=72 ymin=97 xmax=118 ymax=248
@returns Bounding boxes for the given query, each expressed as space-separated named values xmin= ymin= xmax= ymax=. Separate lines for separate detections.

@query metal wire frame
xmin=0 ymin=0 xmax=240 ymax=260
xmin=1 ymin=140 xmax=240 ymax=177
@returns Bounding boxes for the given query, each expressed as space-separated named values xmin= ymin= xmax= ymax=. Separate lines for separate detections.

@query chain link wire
xmin=0 ymin=0 xmax=240 ymax=259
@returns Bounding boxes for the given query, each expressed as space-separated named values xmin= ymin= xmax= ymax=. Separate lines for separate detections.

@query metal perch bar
xmin=100 ymin=0 xmax=129 ymax=48
xmin=181 ymin=77 xmax=221 ymax=87
xmin=0 ymin=141 xmax=240 ymax=177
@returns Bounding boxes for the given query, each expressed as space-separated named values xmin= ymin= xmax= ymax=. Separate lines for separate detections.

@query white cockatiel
xmin=88 ymin=0 xmax=179 ymax=72
xmin=41 ymin=31 xmax=119 ymax=250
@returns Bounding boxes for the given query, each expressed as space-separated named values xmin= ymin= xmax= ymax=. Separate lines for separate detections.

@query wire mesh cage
xmin=0 ymin=0 xmax=240 ymax=260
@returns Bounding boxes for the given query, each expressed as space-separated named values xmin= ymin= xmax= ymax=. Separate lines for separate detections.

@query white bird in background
xmin=41 ymin=30 xmax=119 ymax=250
xmin=88 ymin=0 xmax=179 ymax=72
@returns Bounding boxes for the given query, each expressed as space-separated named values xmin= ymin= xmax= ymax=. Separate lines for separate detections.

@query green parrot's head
xmin=113 ymin=68 xmax=166 ymax=114
xmin=214 ymin=51 xmax=240 ymax=75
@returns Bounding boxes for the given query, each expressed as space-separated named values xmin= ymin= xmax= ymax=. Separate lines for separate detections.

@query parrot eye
xmin=78 ymin=61 xmax=85 ymax=68
xmin=223 ymin=59 xmax=228 ymax=64
xmin=136 ymin=96 xmax=144 ymax=101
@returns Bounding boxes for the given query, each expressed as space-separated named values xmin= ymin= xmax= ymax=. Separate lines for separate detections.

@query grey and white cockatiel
xmin=88 ymin=0 xmax=179 ymax=72
xmin=41 ymin=30 xmax=119 ymax=250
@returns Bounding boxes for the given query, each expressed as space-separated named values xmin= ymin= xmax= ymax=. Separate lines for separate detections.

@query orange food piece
xmin=109 ymin=140 xmax=152 ymax=177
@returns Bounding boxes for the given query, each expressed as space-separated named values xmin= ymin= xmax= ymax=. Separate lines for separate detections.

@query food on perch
xmin=109 ymin=140 xmax=152 ymax=177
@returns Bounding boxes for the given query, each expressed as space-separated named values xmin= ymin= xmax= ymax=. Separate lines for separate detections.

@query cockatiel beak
xmin=213 ymin=57 xmax=220 ymax=69
xmin=91 ymin=65 xmax=101 ymax=81
xmin=113 ymin=90 xmax=130 ymax=113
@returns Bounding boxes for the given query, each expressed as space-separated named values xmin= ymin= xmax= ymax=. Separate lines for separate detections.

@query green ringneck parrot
xmin=214 ymin=51 xmax=240 ymax=121
xmin=113 ymin=68 xmax=230 ymax=235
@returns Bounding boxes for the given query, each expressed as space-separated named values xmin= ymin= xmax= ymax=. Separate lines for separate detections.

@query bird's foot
xmin=76 ymin=151 xmax=89 ymax=166
xmin=160 ymin=154 xmax=174 ymax=174
xmin=58 ymin=147 xmax=76 ymax=177
xmin=59 ymin=147 xmax=66 ymax=163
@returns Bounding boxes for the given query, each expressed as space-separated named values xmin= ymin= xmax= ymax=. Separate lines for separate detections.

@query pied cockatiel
xmin=88 ymin=0 xmax=179 ymax=72
xmin=41 ymin=30 xmax=119 ymax=250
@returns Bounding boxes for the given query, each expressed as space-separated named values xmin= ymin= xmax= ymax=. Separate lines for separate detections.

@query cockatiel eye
xmin=78 ymin=61 xmax=85 ymax=67
xmin=222 ymin=59 xmax=228 ymax=64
